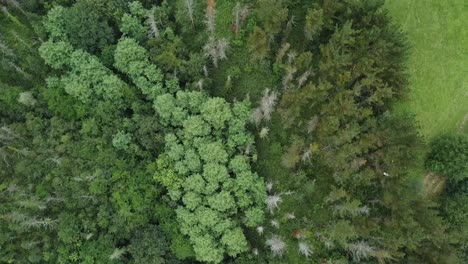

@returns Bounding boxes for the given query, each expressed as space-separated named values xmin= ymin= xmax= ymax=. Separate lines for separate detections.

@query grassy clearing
xmin=385 ymin=0 xmax=468 ymax=139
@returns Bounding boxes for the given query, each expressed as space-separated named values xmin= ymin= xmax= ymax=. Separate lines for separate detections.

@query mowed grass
xmin=386 ymin=0 xmax=468 ymax=139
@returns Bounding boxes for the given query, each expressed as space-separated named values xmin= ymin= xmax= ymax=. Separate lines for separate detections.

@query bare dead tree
xmin=287 ymin=51 xmax=297 ymax=65
xmin=276 ymin=42 xmax=290 ymax=63
xmin=203 ymin=37 xmax=229 ymax=68
xmin=283 ymin=15 xmax=296 ymax=40
xmin=266 ymin=193 xmax=283 ymax=214
xmin=298 ymin=242 xmax=313 ymax=258
xmin=233 ymin=1 xmax=249 ymax=36
xmin=266 ymin=235 xmax=287 ymax=257
xmin=250 ymin=107 xmax=263 ymax=126
xmin=8 ymin=61 xmax=31 ymax=79
xmin=0 ymin=37 xmax=15 ymax=58
xmin=146 ymin=7 xmax=160 ymax=38
xmin=259 ymin=127 xmax=270 ymax=139
xmin=217 ymin=37 xmax=228 ymax=60
xmin=306 ymin=115 xmax=319 ymax=134
xmin=196 ymin=79 xmax=204 ymax=90
xmin=185 ymin=0 xmax=195 ymax=26
xmin=347 ymin=241 xmax=376 ymax=262
xmin=260 ymin=88 xmax=278 ymax=121
xmin=297 ymin=70 xmax=312 ymax=88
xmin=203 ymin=36 xmax=219 ymax=67
xmin=256 ymin=226 xmax=264 ymax=235
xmin=1 ymin=0 xmax=25 ymax=14
xmin=282 ymin=66 xmax=296 ymax=90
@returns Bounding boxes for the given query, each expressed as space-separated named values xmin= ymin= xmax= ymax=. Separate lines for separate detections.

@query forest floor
xmin=386 ymin=0 xmax=468 ymax=139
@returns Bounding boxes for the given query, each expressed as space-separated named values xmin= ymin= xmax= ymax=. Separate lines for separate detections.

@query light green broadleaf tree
xmin=154 ymin=90 xmax=266 ymax=263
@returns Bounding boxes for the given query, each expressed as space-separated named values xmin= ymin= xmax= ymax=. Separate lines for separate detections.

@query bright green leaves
xmin=196 ymin=207 xmax=220 ymax=228
xmin=39 ymin=6 xmax=126 ymax=106
xmin=176 ymin=90 xmax=206 ymax=113
xmin=155 ymin=91 xmax=235 ymax=130
xmin=182 ymin=116 xmax=210 ymax=139
xmin=208 ymin=191 xmax=236 ymax=212
xmin=221 ymin=228 xmax=249 ymax=257
xmin=184 ymin=149 xmax=202 ymax=172
xmin=67 ymin=50 xmax=124 ymax=102
xmin=182 ymin=192 xmax=202 ymax=210
xmin=121 ymin=14 xmax=146 ymax=41
xmin=114 ymin=37 xmax=148 ymax=64
xmin=154 ymin=94 xmax=181 ymax=125
xmin=38 ymin=41 xmax=73 ymax=69
xmin=114 ymin=38 xmax=164 ymax=100
xmin=184 ymin=174 xmax=205 ymax=193
xmin=191 ymin=234 xmax=224 ymax=263
xmin=120 ymin=1 xmax=147 ymax=41
xmin=229 ymin=155 xmax=250 ymax=174
xmin=200 ymin=97 xmax=233 ymax=130
xmin=165 ymin=134 xmax=184 ymax=160
xmin=199 ymin=142 xmax=228 ymax=164
xmin=175 ymin=207 xmax=197 ymax=235
xmin=112 ymin=131 xmax=132 ymax=150
xmin=202 ymin=163 xmax=229 ymax=194
xmin=44 ymin=6 xmax=67 ymax=41
xmin=128 ymin=1 xmax=146 ymax=17
xmin=40 ymin=41 xmax=126 ymax=104
xmin=154 ymin=155 xmax=183 ymax=192
xmin=154 ymin=90 xmax=266 ymax=263
xmin=42 ymin=6 xmax=166 ymax=106
xmin=40 ymin=9 xmax=125 ymax=105
xmin=244 ymin=207 xmax=265 ymax=227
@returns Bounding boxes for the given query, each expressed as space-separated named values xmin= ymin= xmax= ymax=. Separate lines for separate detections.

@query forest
xmin=0 ymin=0 xmax=467 ymax=263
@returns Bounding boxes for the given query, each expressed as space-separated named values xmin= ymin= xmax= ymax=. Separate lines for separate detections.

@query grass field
xmin=385 ymin=0 xmax=468 ymax=139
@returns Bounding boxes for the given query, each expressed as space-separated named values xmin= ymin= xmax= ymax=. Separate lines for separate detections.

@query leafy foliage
xmin=40 ymin=40 xmax=125 ymax=104
xmin=426 ymin=133 xmax=468 ymax=182
xmin=114 ymin=37 xmax=165 ymax=100
xmin=129 ymin=224 xmax=180 ymax=264
xmin=44 ymin=1 xmax=115 ymax=53
xmin=154 ymin=90 xmax=266 ymax=263
xmin=0 ymin=0 xmax=464 ymax=263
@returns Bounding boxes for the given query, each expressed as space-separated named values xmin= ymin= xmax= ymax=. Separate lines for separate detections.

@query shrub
xmin=426 ymin=133 xmax=468 ymax=182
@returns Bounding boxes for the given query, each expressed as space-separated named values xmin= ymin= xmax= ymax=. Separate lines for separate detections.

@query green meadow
xmin=386 ymin=0 xmax=468 ymax=138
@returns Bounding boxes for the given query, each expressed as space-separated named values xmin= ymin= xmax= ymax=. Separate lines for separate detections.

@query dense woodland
xmin=0 ymin=0 xmax=467 ymax=263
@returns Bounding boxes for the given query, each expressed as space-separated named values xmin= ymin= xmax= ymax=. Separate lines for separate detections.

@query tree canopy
xmin=0 ymin=0 xmax=465 ymax=263
xmin=154 ymin=91 xmax=265 ymax=262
